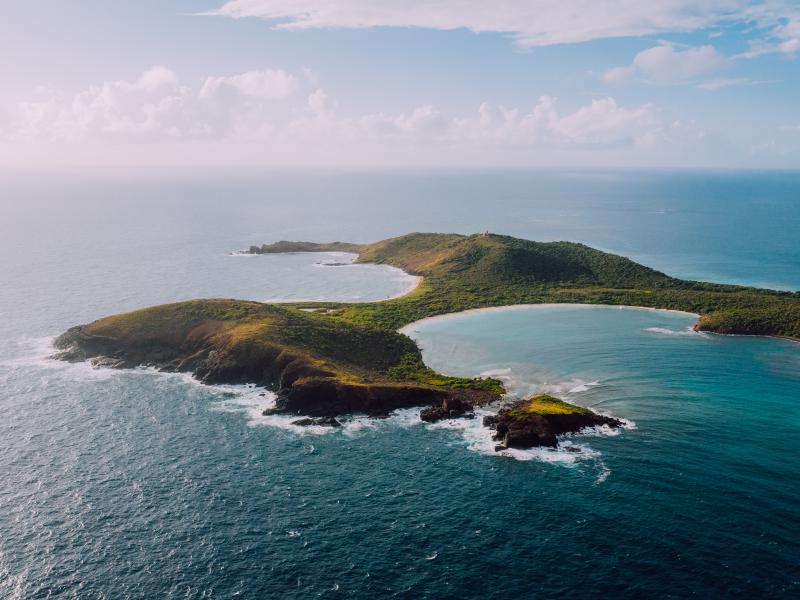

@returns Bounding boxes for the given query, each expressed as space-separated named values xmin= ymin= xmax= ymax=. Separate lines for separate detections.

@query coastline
xmin=324 ymin=250 xmax=423 ymax=301
xmin=389 ymin=274 xmax=423 ymax=300
xmin=251 ymin=250 xmax=423 ymax=304
xmin=399 ymin=303 xmax=700 ymax=335
xmin=397 ymin=301 xmax=800 ymax=346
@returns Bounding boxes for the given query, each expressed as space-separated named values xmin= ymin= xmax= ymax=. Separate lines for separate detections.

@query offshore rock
xmin=419 ymin=397 xmax=474 ymax=422
xmin=484 ymin=394 xmax=622 ymax=450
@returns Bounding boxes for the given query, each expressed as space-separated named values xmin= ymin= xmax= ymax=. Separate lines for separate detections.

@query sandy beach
xmin=399 ymin=303 xmax=700 ymax=334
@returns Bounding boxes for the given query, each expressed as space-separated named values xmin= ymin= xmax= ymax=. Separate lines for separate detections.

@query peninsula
xmin=55 ymin=233 xmax=800 ymax=447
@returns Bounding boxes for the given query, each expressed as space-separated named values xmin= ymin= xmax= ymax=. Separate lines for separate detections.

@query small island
xmin=484 ymin=395 xmax=622 ymax=450
xmin=55 ymin=232 xmax=800 ymax=449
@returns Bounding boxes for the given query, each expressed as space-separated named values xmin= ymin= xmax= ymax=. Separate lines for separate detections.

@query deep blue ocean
xmin=1 ymin=169 xmax=799 ymax=598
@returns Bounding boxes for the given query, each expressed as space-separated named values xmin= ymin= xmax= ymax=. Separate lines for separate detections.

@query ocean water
xmin=1 ymin=169 xmax=799 ymax=598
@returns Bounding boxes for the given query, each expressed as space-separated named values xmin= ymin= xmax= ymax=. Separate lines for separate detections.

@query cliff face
xmin=53 ymin=299 xmax=500 ymax=417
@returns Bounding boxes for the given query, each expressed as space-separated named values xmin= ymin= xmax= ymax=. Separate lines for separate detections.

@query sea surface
xmin=1 ymin=169 xmax=799 ymax=598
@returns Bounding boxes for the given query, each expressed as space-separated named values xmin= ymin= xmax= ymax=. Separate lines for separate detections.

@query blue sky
xmin=1 ymin=0 xmax=799 ymax=168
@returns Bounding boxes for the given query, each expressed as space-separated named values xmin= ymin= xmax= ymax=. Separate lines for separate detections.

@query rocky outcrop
xmin=290 ymin=416 xmax=342 ymax=427
xmin=244 ymin=241 xmax=362 ymax=255
xmin=483 ymin=395 xmax=622 ymax=450
xmin=272 ymin=377 xmax=454 ymax=417
xmin=419 ymin=397 xmax=474 ymax=422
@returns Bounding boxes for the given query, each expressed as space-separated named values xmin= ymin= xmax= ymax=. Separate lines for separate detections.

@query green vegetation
xmin=69 ymin=296 xmax=503 ymax=396
xmin=507 ymin=394 xmax=592 ymax=418
xmin=272 ymin=233 xmax=800 ymax=338
xmin=247 ymin=240 xmax=362 ymax=254
xmin=81 ymin=299 xmax=424 ymax=384
xmin=387 ymin=352 xmax=505 ymax=394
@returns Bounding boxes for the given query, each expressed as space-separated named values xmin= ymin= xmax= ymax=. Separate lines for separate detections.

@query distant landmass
xmin=55 ymin=233 xmax=800 ymax=448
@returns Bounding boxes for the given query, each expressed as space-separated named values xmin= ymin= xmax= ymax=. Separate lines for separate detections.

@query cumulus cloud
xmin=11 ymin=66 xmax=298 ymax=142
xmin=8 ymin=66 xmax=671 ymax=154
xmin=199 ymin=69 xmax=297 ymax=100
xmin=604 ymin=44 xmax=724 ymax=85
xmin=207 ymin=0 xmax=800 ymax=50
xmin=285 ymin=94 xmax=665 ymax=150
xmin=14 ymin=66 xmax=192 ymax=140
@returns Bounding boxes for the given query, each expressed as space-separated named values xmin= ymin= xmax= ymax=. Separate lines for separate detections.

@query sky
xmin=1 ymin=0 xmax=799 ymax=169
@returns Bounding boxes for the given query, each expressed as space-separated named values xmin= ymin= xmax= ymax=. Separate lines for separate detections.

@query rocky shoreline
xmin=53 ymin=319 xmax=499 ymax=419
xmin=53 ymin=324 xmax=618 ymax=447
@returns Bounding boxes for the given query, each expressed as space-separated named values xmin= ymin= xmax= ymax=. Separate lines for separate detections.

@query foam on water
xmin=8 ymin=335 xmax=627 ymax=474
xmin=210 ymin=384 xmax=400 ymax=437
xmin=423 ymin=407 xmax=609 ymax=473
xmin=1 ymin=336 xmax=123 ymax=382
xmin=209 ymin=390 xmax=619 ymax=477
xmin=645 ymin=326 xmax=708 ymax=337
xmin=200 ymin=379 xmax=621 ymax=475
xmin=540 ymin=378 xmax=601 ymax=396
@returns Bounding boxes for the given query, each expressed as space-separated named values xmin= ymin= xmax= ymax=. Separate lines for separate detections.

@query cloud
xmin=604 ymin=44 xmax=724 ymax=84
xmin=207 ymin=0 xmax=800 ymax=49
xmin=14 ymin=66 xmax=193 ymax=140
xmin=695 ymin=77 xmax=775 ymax=90
xmin=603 ymin=66 xmax=636 ymax=84
xmin=548 ymin=98 xmax=659 ymax=146
xmin=8 ymin=66 xmax=670 ymax=154
xmin=12 ymin=66 xmax=298 ymax=142
xmin=307 ymin=88 xmax=336 ymax=117
xmin=737 ymin=8 xmax=800 ymax=58
xmin=199 ymin=69 xmax=297 ymax=100
xmin=287 ymin=94 xmax=667 ymax=150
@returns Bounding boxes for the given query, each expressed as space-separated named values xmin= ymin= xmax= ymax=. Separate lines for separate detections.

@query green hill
xmin=356 ymin=232 xmax=673 ymax=287
xmin=278 ymin=233 xmax=798 ymax=336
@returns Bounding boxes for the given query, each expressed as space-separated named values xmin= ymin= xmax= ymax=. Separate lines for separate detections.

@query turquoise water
xmin=1 ymin=169 xmax=799 ymax=598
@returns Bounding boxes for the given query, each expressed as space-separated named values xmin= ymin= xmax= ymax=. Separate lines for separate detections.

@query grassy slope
xmin=78 ymin=298 xmax=503 ymax=392
xmin=508 ymin=394 xmax=592 ymax=418
xmin=280 ymin=233 xmax=800 ymax=338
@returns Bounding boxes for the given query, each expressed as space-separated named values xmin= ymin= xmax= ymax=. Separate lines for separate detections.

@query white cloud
xmin=5 ymin=66 xmax=724 ymax=167
xmin=286 ymin=94 xmax=665 ymax=150
xmin=12 ymin=66 xmax=298 ymax=142
xmin=737 ymin=8 xmax=800 ymax=58
xmin=14 ymin=66 xmax=193 ymax=140
xmin=549 ymin=98 xmax=658 ymax=146
xmin=695 ymin=77 xmax=776 ymax=90
xmin=602 ymin=66 xmax=636 ymax=84
xmin=604 ymin=44 xmax=724 ymax=84
xmin=307 ymin=88 xmax=335 ymax=117
xmin=10 ymin=66 xmax=666 ymax=152
xmin=199 ymin=69 xmax=297 ymax=100
xmin=207 ymin=0 xmax=800 ymax=50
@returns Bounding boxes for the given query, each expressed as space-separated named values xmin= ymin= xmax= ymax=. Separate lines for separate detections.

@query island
xmin=484 ymin=395 xmax=622 ymax=450
xmin=55 ymin=232 xmax=800 ymax=448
